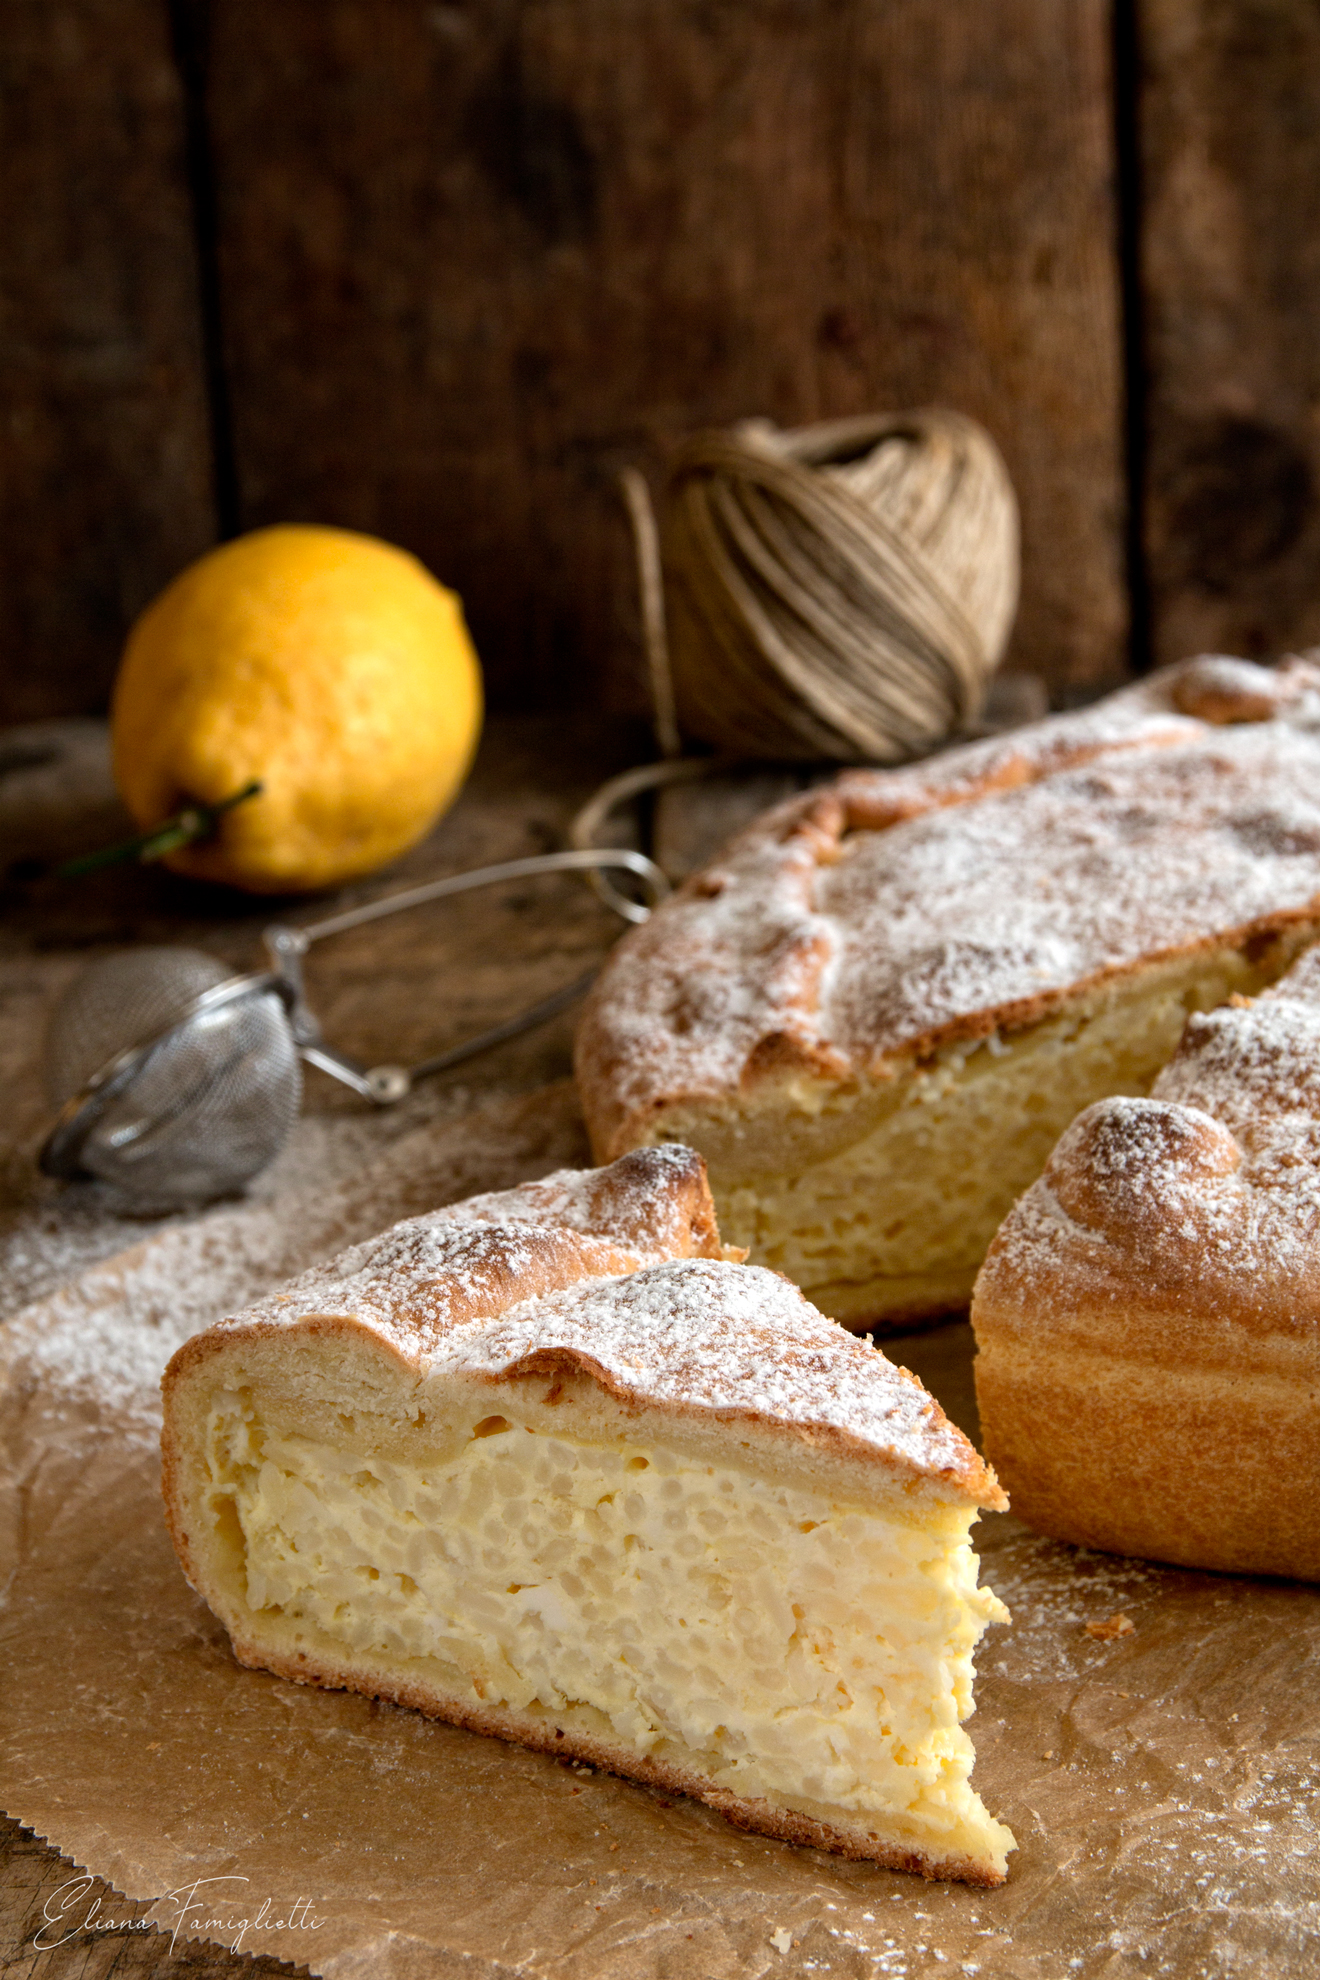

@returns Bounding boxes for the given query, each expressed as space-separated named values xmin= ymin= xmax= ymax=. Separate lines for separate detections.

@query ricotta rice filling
xmin=655 ymin=946 xmax=1296 ymax=1322
xmin=204 ymin=1397 xmax=1011 ymax=1864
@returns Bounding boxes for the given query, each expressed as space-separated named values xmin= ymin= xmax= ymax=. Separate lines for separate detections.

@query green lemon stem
xmin=56 ymin=780 xmax=263 ymax=878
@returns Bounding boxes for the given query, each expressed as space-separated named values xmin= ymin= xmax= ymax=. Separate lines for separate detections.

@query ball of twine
xmin=628 ymin=408 xmax=1019 ymax=765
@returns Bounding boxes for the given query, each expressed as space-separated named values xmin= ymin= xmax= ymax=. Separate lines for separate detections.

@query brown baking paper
xmin=3 ymin=1092 xmax=1319 ymax=1979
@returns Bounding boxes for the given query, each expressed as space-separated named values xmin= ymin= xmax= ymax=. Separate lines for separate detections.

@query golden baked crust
xmin=162 ymin=1145 xmax=1011 ymax=1881
xmin=163 ymin=1145 xmax=998 ymax=1509
xmin=575 ymin=654 xmax=1320 ymax=1327
xmin=971 ymin=947 xmax=1320 ymax=1580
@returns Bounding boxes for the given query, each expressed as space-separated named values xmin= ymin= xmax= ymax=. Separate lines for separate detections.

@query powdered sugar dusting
xmin=822 ymin=728 xmax=1320 ymax=1055
xmin=439 ymin=1144 xmax=719 ymax=1258
xmin=1170 ymin=649 xmax=1320 ymax=722
xmin=227 ymin=1217 xmax=639 ymax=1353
xmin=980 ymin=943 xmax=1320 ymax=1327
xmin=578 ymin=810 xmax=844 ymax=1128
xmin=449 ymin=1257 xmax=981 ymax=1488
xmin=216 ymin=1169 xmax=992 ymax=1499
xmin=0 ymin=1084 xmax=590 ymax=1441
xmin=577 ymin=658 xmax=1320 ymax=1150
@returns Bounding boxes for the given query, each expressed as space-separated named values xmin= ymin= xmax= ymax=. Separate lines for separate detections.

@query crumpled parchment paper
xmin=2 ymin=1087 xmax=1318 ymax=1979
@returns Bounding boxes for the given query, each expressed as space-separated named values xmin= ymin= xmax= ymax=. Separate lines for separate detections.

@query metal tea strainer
xmin=39 ymin=847 xmax=667 ymax=1212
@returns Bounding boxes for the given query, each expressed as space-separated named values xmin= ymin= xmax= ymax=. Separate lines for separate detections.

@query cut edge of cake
xmin=576 ymin=654 xmax=1320 ymax=1330
xmin=636 ymin=936 xmax=1317 ymax=1328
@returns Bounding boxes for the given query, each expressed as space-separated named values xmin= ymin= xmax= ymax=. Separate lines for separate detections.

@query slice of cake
xmin=972 ymin=948 xmax=1320 ymax=1581
xmin=162 ymin=1146 xmax=1014 ymax=1883
xmin=575 ymin=654 xmax=1320 ymax=1328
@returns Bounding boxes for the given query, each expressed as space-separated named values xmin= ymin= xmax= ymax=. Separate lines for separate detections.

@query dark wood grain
xmin=1139 ymin=0 xmax=1320 ymax=668
xmin=0 ymin=0 xmax=218 ymax=726
xmin=202 ymin=0 xmax=1129 ymax=716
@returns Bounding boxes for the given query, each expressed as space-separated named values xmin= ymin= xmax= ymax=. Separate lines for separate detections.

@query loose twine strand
xmin=574 ymin=406 xmax=1020 ymax=914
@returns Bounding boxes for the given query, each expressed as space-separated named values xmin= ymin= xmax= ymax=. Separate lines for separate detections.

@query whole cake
xmin=576 ymin=654 xmax=1320 ymax=1328
xmin=161 ymin=1146 xmax=1014 ymax=1883
xmin=972 ymin=945 xmax=1320 ymax=1581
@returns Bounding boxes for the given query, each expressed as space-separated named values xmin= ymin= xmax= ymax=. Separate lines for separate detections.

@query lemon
xmin=111 ymin=524 xmax=483 ymax=893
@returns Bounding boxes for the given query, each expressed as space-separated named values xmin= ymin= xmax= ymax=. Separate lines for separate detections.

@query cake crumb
xmin=1086 ymin=1614 xmax=1135 ymax=1640
xmin=771 ymin=1926 xmax=794 ymax=1955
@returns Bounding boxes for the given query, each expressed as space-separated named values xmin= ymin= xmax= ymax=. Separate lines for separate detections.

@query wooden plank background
xmin=1 ymin=1 xmax=1318 ymax=724
xmin=1139 ymin=0 xmax=1320 ymax=669
xmin=202 ymin=0 xmax=1125 ymax=715
xmin=0 ymin=0 xmax=217 ymax=724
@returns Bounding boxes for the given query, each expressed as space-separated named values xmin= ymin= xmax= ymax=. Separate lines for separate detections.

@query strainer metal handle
xmin=39 ymin=847 xmax=668 ymax=1201
xmin=41 ymin=845 xmax=669 ymax=1189
xmin=263 ymin=846 xmax=669 ymax=1103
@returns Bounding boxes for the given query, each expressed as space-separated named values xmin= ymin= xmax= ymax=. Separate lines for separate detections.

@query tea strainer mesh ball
xmin=42 ymin=947 xmax=301 ymax=1209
